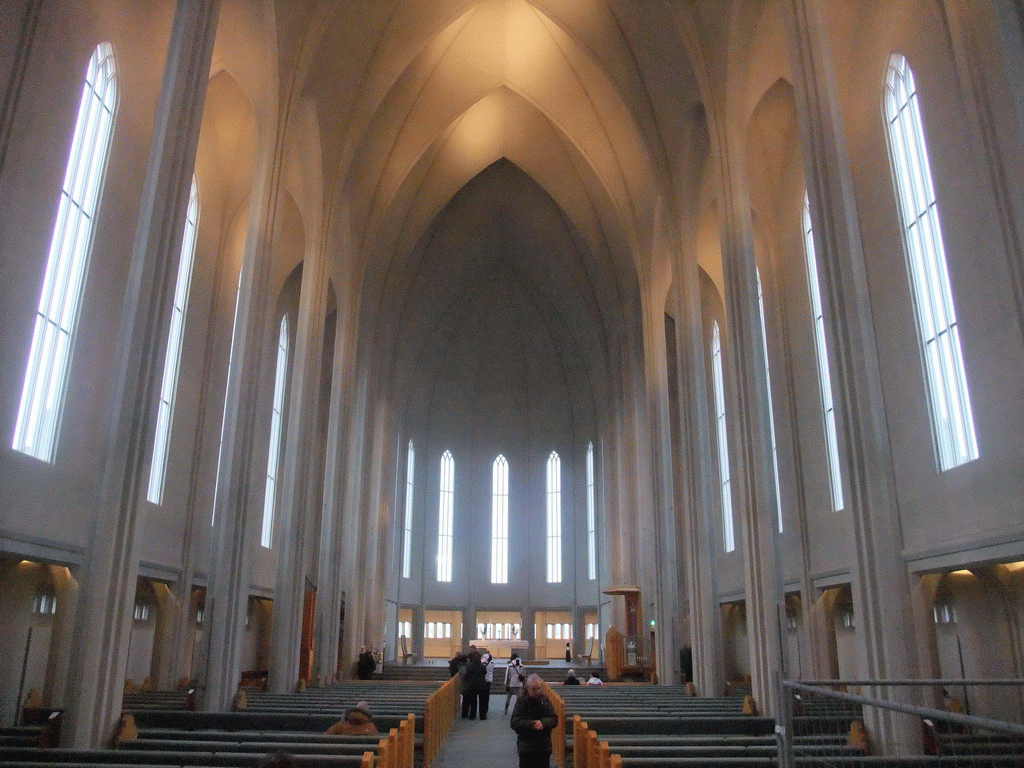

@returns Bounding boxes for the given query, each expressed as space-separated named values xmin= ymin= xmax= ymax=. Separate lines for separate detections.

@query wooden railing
xmin=373 ymin=712 xmax=415 ymax=768
xmin=540 ymin=679 xmax=567 ymax=768
xmin=572 ymin=714 xmax=620 ymax=768
xmin=422 ymin=674 xmax=458 ymax=767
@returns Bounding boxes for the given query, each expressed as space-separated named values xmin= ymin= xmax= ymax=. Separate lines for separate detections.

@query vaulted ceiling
xmin=221 ymin=1 xmax=778 ymax=433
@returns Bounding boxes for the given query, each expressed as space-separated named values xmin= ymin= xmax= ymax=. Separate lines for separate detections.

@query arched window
xmin=802 ymin=195 xmax=844 ymax=511
xmin=437 ymin=450 xmax=455 ymax=582
xmin=884 ymin=54 xmax=978 ymax=470
xmin=147 ymin=177 xmax=199 ymax=503
xmin=586 ymin=441 xmax=597 ymax=580
xmin=491 ymin=454 xmax=509 ymax=584
xmin=13 ymin=43 xmax=118 ymax=461
xmin=756 ymin=269 xmax=784 ymax=533
xmin=546 ymin=451 xmax=562 ymax=583
xmin=712 ymin=322 xmax=735 ymax=552
xmin=402 ymin=440 xmax=415 ymax=578
xmin=261 ymin=316 xmax=289 ymax=548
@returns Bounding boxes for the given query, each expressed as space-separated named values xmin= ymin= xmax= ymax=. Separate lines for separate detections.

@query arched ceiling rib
xmin=362 ymin=88 xmax=632 ymax=319
xmin=271 ymin=0 xmax=718 ymax=425
xmin=334 ymin=0 xmax=658 ymax=263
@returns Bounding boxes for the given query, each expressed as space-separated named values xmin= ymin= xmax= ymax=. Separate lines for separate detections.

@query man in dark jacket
xmin=356 ymin=646 xmax=376 ymax=679
xmin=510 ymin=674 xmax=559 ymax=767
xmin=460 ymin=650 xmax=487 ymax=719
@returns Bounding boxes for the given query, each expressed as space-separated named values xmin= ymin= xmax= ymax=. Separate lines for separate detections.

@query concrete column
xmin=336 ymin=369 xmax=372 ymax=678
xmin=149 ymin=581 xmax=178 ymax=689
xmin=808 ymin=589 xmax=835 ymax=680
xmin=43 ymin=567 xmax=78 ymax=707
xmin=465 ymin=609 xmax=478 ymax=649
xmin=411 ymin=608 xmax=424 ymax=662
xmin=521 ymin=608 xmax=535 ymax=659
xmin=782 ymin=0 xmax=920 ymax=753
xmin=668 ymin=218 xmax=725 ymax=700
xmin=267 ymin=218 xmax=329 ymax=693
xmin=203 ymin=28 xmax=294 ymax=711
xmin=912 ymin=573 xmax=943 ymax=707
xmin=314 ymin=293 xmax=360 ymax=681
xmin=64 ymin=0 xmax=219 ymax=746
xmin=712 ymin=104 xmax=786 ymax=718
xmin=363 ymin=406 xmax=395 ymax=655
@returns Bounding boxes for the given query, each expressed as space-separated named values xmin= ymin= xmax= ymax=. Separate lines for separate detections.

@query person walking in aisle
xmin=510 ymin=674 xmax=559 ymax=768
xmin=479 ymin=652 xmax=495 ymax=719
xmin=504 ymin=654 xmax=526 ymax=714
xmin=461 ymin=650 xmax=487 ymax=719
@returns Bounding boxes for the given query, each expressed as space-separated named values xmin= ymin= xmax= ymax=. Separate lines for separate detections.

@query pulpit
xmin=603 ymin=585 xmax=654 ymax=682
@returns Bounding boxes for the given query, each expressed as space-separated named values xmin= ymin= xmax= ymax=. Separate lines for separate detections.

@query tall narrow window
xmin=546 ymin=451 xmax=562 ymax=583
xmin=756 ymin=270 xmax=784 ymax=533
xmin=147 ymin=178 xmax=199 ymax=503
xmin=884 ymin=54 xmax=978 ymax=470
xmin=261 ymin=317 xmax=289 ymax=548
xmin=802 ymin=196 xmax=844 ymax=511
xmin=402 ymin=441 xmax=415 ymax=579
xmin=491 ymin=454 xmax=509 ymax=584
xmin=712 ymin=322 xmax=735 ymax=552
xmin=437 ymin=450 xmax=454 ymax=582
xmin=211 ymin=273 xmax=243 ymax=525
xmin=586 ymin=441 xmax=597 ymax=580
xmin=13 ymin=44 xmax=117 ymax=461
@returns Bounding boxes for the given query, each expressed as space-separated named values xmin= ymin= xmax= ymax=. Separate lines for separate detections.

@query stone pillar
xmin=267 ymin=222 xmax=329 ymax=693
xmin=912 ymin=573 xmax=943 ymax=707
xmin=521 ymin=608 xmax=535 ymax=659
xmin=203 ymin=31 xmax=297 ymax=709
xmin=64 ymin=0 xmax=219 ymax=747
xmin=713 ymin=111 xmax=786 ymax=718
xmin=666 ymin=260 xmax=723 ymax=699
xmin=149 ymin=581 xmax=178 ymax=689
xmin=313 ymin=293 xmax=360 ymax=681
xmin=808 ymin=589 xmax=835 ymax=680
xmin=465 ymin=608 xmax=478 ymax=650
xmin=203 ymin=148 xmax=284 ymax=705
xmin=43 ymin=566 xmax=78 ymax=707
xmin=782 ymin=0 xmax=920 ymax=753
xmin=335 ymin=369 xmax=373 ymax=679
xmin=411 ymin=608 xmax=424 ymax=662
xmin=362 ymin=406 xmax=395 ymax=655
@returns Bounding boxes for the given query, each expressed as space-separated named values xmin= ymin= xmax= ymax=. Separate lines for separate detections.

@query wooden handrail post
xmin=586 ymin=729 xmax=598 ymax=768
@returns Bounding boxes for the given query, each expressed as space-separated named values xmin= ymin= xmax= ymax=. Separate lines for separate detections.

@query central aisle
xmin=428 ymin=702 xmax=545 ymax=768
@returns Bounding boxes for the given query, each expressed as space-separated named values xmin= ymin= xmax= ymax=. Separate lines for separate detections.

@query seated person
xmin=564 ymin=669 xmax=580 ymax=685
xmin=326 ymin=701 xmax=378 ymax=735
xmin=586 ymin=672 xmax=603 ymax=686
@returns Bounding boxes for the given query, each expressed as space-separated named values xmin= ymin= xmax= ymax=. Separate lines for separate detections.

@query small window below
xmin=933 ymin=603 xmax=957 ymax=625
xmin=33 ymin=594 xmax=57 ymax=615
